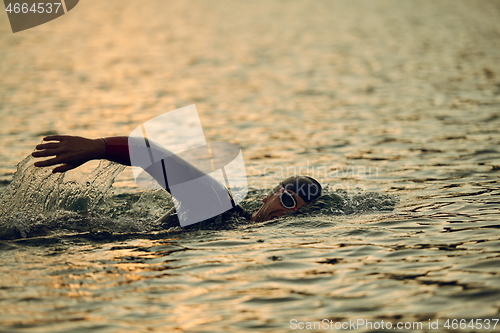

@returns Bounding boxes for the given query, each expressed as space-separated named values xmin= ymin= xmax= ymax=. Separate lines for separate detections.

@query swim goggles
xmin=277 ymin=184 xmax=298 ymax=210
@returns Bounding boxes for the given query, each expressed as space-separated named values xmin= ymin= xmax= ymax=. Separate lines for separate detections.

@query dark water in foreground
xmin=1 ymin=0 xmax=500 ymax=332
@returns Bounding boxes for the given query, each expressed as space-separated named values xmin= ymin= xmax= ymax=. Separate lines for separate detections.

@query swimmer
xmin=32 ymin=135 xmax=322 ymax=223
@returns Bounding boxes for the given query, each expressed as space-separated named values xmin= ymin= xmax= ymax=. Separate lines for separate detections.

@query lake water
xmin=1 ymin=1 xmax=500 ymax=332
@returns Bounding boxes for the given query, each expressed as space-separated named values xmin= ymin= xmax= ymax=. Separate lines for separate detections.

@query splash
xmin=239 ymin=186 xmax=399 ymax=217
xmin=309 ymin=186 xmax=399 ymax=215
xmin=0 ymin=155 xmax=125 ymax=215
xmin=0 ymin=156 xmax=398 ymax=240
xmin=0 ymin=155 xmax=126 ymax=239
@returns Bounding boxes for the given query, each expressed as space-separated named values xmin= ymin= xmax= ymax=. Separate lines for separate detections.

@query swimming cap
xmin=278 ymin=176 xmax=322 ymax=203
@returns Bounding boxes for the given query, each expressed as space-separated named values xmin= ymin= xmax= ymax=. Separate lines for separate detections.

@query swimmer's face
xmin=250 ymin=186 xmax=306 ymax=222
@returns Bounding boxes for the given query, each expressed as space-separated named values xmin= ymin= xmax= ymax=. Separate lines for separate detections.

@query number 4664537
xmin=5 ymin=3 xmax=62 ymax=14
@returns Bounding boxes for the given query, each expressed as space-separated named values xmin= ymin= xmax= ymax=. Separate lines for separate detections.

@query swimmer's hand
xmin=32 ymin=135 xmax=106 ymax=173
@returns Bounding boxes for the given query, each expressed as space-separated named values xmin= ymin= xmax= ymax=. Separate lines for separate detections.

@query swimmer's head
xmin=251 ymin=176 xmax=322 ymax=222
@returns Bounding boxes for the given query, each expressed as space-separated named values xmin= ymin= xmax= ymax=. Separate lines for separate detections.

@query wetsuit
xmin=103 ymin=137 xmax=250 ymax=227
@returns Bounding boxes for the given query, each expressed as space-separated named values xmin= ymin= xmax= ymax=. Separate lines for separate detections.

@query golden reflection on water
xmin=1 ymin=0 xmax=500 ymax=331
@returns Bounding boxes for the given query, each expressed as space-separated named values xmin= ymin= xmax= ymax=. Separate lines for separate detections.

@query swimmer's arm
xmin=33 ymin=135 xmax=237 ymax=223
xmin=32 ymin=135 xmax=134 ymax=172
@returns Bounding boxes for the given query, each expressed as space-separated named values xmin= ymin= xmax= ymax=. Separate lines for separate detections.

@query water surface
xmin=1 ymin=1 xmax=500 ymax=332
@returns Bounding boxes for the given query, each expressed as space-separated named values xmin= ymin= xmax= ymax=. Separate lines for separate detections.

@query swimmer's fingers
xmin=33 ymin=156 xmax=65 ymax=167
xmin=32 ymin=136 xmax=66 ymax=157
xmin=33 ymin=142 xmax=60 ymax=152
xmin=52 ymin=164 xmax=77 ymax=173
xmin=34 ymin=155 xmax=83 ymax=172
xmin=32 ymin=148 xmax=61 ymax=158
xmin=42 ymin=135 xmax=68 ymax=142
